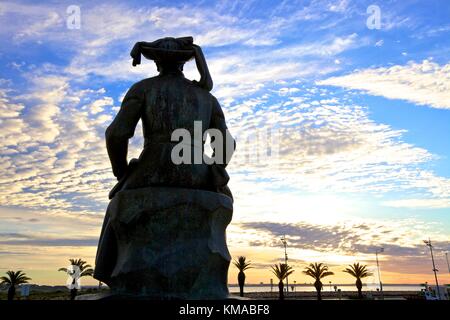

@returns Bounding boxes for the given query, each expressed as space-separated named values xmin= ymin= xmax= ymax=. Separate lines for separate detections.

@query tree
xmin=343 ymin=263 xmax=373 ymax=299
xmin=0 ymin=270 xmax=31 ymax=301
xmin=58 ymin=258 xmax=94 ymax=300
xmin=233 ymin=256 xmax=252 ymax=297
xmin=302 ymin=263 xmax=334 ymax=301
xmin=271 ymin=263 xmax=294 ymax=300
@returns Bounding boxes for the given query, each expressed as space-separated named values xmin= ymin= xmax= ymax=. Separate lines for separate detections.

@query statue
xmin=93 ymin=37 xmax=235 ymax=299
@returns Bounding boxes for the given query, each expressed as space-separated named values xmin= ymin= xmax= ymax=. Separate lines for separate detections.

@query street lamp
xmin=424 ymin=239 xmax=441 ymax=300
xmin=281 ymin=235 xmax=288 ymax=295
xmin=375 ymin=247 xmax=384 ymax=299
xmin=446 ymin=252 xmax=450 ymax=274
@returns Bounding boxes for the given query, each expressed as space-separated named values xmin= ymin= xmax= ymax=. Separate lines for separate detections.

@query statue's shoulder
xmin=124 ymin=76 xmax=161 ymax=96
xmin=133 ymin=76 xmax=159 ymax=89
xmin=180 ymin=78 xmax=217 ymax=100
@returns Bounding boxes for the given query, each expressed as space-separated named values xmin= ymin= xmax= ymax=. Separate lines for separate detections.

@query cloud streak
xmin=317 ymin=60 xmax=450 ymax=109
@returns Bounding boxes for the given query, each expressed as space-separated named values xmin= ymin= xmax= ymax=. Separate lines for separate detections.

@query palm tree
xmin=302 ymin=263 xmax=334 ymax=301
xmin=343 ymin=263 xmax=373 ymax=299
xmin=271 ymin=263 xmax=294 ymax=300
xmin=233 ymin=256 xmax=252 ymax=297
xmin=0 ymin=270 xmax=31 ymax=301
xmin=58 ymin=258 xmax=94 ymax=300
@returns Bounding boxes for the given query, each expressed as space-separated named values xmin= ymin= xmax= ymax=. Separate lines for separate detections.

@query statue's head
xmin=130 ymin=37 xmax=194 ymax=74
xmin=131 ymin=36 xmax=213 ymax=91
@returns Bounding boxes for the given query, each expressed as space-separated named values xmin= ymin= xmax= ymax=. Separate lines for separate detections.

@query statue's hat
xmin=130 ymin=37 xmax=194 ymax=66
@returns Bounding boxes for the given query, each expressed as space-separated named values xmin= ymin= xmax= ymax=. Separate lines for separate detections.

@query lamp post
xmin=375 ymin=247 xmax=384 ymax=299
xmin=446 ymin=252 xmax=450 ymax=274
xmin=424 ymin=239 xmax=441 ymax=300
xmin=281 ymin=235 xmax=288 ymax=295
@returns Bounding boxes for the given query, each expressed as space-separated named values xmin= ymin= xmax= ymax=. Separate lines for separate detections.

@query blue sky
xmin=0 ymin=0 xmax=449 ymax=285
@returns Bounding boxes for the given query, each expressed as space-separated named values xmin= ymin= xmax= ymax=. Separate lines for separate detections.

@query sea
xmin=228 ymin=284 xmax=424 ymax=293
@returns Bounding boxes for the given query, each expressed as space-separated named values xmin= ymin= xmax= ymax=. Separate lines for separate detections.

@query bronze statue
xmin=93 ymin=37 xmax=235 ymax=299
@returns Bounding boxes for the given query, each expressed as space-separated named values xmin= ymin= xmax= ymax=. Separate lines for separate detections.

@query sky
xmin=0 ymin=0 xmax=449 ymax=287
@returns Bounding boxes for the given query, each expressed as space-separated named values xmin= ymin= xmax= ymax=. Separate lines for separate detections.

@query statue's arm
xmin=210 ymin=97 xmax=235 ymax=167
xmin=105 ymin=82 xmax=144 ymax=180
xmin=192 ymin=44 xmax=213 ymax=92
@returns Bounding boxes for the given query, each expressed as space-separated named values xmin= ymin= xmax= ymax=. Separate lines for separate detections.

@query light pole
xmin=281 ymin=235 xmax=288 ymax=295
xmin=375 ymin=247 xmax=384 ymax=299
xmin=424 ymin=239 xmax=441 ymax=300
xmin=446 ymin=252 xmax=450 ymax=274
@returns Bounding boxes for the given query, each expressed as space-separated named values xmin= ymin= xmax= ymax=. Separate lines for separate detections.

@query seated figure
xmin=93 ymin=37 xmax=235 ymax=299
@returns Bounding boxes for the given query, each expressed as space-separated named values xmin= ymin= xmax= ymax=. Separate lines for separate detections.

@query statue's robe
xmin=94 ymin=71 xmax=234 ymax=284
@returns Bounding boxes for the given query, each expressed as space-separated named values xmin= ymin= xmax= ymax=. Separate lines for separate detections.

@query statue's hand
xmin=116 ymin=158 xmax=139 ymax=180
xmin=191 ymin=43 xmax=213 ymax=91
xmin=114 ymin=167 xmax=127 ymax=181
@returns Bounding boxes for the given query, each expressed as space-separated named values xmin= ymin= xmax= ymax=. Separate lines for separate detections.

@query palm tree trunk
xmin=315 ymin=281 xmax=322 ymax=301
xmin=70 ymin=288 xmax=78 ymax=300
xmin=278 ymin=281 xmax=284 ymax=300
xmin=356 ymin=279 xmax=363 ymax=299
xmin=238 ymin=272 xmax=245 ymax=297
xmin=7 ymin=285 xmax=15 ymax=301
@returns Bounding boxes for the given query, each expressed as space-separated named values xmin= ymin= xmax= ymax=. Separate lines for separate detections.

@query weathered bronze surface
xmin=93 ymin=37 xmax=235 ymax=299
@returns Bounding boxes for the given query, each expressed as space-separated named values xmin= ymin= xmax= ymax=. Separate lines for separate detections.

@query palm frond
xmin=271 ymin=263 xmax=294 ymax=281
xmin=1 ymin=270 xmax=31 ymax=285
xmin=303 ymin=263 xmax=333 ymax=281
xmin=233 ymin=256 xmax=252 ymax=272
xmin=343 ymin=263 xmax=373 ymax=279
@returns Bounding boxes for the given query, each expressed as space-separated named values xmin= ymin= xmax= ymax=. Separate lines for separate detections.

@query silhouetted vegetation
xmin=233 ymin=256 xmax=252 ymax=297
xmin=0 ymin=270 xmax=31 ymax=301
xmin=302 ymin=263 xmax=334 ymax=300
xmin=271 ymin=263 xmax=294 ymax=300
xmin=343 ymin=263 xmax=373 ymax=299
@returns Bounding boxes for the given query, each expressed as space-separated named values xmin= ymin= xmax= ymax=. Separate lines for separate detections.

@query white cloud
xmin=317 ymin=60 xmax=450 ymax=109
xmin=15 ymin=11 xmax=61 ymax=39
xmin=88 ymin=97 xmax=114 ymax=114
xmin=272 ymin=33 xmax=360 ymax=58
xmin=328 ymin=0 xmax=349 ymax=13
xmin=383 ymin=198 xmax=450 ymax=209
xmin=0 ymin=76 xmax=115 ymax=214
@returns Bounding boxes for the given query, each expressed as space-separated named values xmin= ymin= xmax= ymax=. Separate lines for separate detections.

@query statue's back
xmin=141 ymin=74 xmax=216 ymax=139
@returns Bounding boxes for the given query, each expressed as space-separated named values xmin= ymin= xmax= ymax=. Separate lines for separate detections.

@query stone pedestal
xmin=94 ymin=187 xmax=233 ymax=299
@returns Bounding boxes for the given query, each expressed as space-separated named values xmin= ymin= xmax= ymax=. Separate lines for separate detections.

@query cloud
xmin=317 ymin=60 xmax=450 ymax=109
xmin=0 ymin=237 xmax=98 ymax=247
xmin=224 ymin=83 xmax=450 ymax=206
xmin=0 ymin=77 xmax=116 ymax=214
xmin=238 ymin=219 xmax=450 ymax=273
xmin=88 ymin=97 xmax=114 ymax=114
xmin=382 ymin=198 xmax=450 ymax=209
